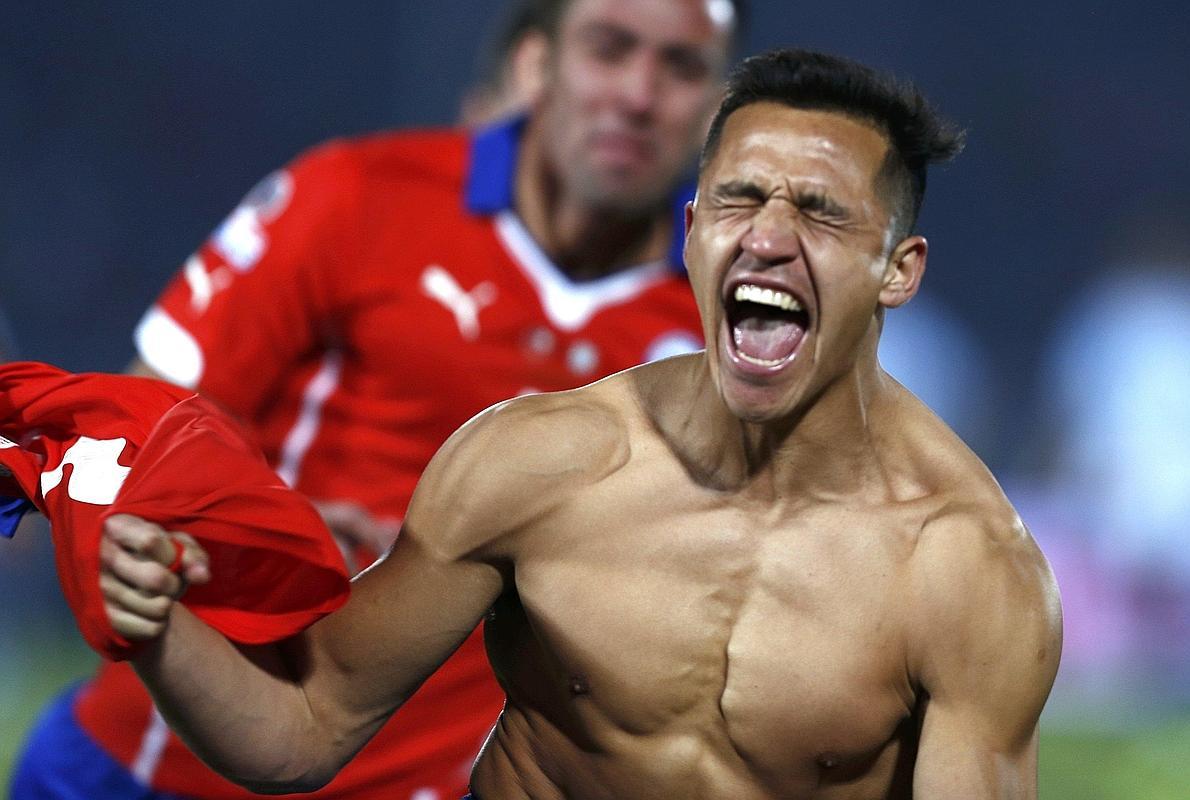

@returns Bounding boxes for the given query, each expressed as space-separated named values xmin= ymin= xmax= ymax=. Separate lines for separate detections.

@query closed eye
xmin=577 ymin=23 xmax=637 ymax=63
xmin=710 ymin=180 xmax=768 ymax=207
xmin=794 ymin=191 xmax=849 ymax=222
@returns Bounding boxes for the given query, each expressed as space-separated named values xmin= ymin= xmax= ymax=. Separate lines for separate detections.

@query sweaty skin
xmin=102 ymin=104 xmax=1061 ymax=799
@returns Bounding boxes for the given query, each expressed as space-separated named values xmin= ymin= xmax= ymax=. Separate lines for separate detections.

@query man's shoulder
xmin=904 ymin=482 xmax=1062 ymax=728
xmin=882 ymin=385 xmax=1022 ymax=535
xmin=456 ymin=384 xmax=635 ymax=483
xmin=908 ymin=492 xmax=1061 ymax=658
xmin=915 ymin=498 xmax=1043 ymax=576
xmin=407 ymin=383 xmax=638 ymax=555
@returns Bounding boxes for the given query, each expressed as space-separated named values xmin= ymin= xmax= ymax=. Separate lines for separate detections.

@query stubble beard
xmin=569 ymin=159 xmax=681 ymax=218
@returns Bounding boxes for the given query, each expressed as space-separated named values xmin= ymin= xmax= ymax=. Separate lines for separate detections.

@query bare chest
xmin=491 ymin=477 xmax=921 ymax=786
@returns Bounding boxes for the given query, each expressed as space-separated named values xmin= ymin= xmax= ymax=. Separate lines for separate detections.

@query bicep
xmin=911 ymin=522 xmax=1062 ymax=799
xmin=292 ymin=396 xmax=575 ymax=753
xmin=913 ymin=606 xmax=1054 ymax=800
xmin=295 ymin=518 xmax=506 ymax=748
xmin=912 ymin=695 xmax=1039 ymax=799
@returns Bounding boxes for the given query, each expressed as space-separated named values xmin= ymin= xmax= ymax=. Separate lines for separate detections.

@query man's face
xmin=538 ymin=0 xmax=732 ymax=213
xmin=686 ymin=102 xmax=910 ymax=423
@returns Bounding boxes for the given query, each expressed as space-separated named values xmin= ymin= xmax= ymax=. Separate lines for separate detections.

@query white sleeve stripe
xmin=275 ymin=350 xmax=343 ymax=488
xmin=130 ymin=706 xmax=170 ymax=786
xmin=133 ymin=306 xmax=205 ymax=389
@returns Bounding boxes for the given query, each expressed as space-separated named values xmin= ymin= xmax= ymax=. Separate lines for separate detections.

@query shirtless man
xmin=100 ymin=49 xmax=1062 ymax=799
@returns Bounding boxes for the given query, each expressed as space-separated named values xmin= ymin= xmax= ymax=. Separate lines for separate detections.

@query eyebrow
xmin=574 ymin=22 xmax=639 ymax=50
xmin=576 ymin=22 xmax=716 ymax=67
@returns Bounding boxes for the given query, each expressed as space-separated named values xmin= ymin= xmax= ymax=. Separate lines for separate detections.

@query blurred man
xmin=10 ymin=1 xmax=744 ymax=799
xmin=101 ymin=49 xmax=1063 ymax=799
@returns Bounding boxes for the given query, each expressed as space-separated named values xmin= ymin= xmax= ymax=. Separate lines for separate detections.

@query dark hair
xmin=470 ymin=0 xmax=560 ymax=95
xmin=540 ymin=0 xmax=749 ymax=55
xmin=701 ymin=48 xmax=965 ymax=240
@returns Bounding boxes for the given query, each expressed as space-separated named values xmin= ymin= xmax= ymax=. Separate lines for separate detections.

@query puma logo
xmin=420 ymin=265 xmax=497 ymax=341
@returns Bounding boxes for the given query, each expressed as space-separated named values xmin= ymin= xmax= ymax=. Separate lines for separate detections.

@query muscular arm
xmin=131 ymin=522 xmax=503 ymax=792
xmin=105 ymin=400 xmax=551 ymax=792
xmin=908 ymin=513 xmax=1062 ymax=799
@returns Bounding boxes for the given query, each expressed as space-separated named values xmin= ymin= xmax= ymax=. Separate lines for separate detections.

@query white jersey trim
xmin=493 ymin=211 xmax=670 ymax=332
xmin=275 ymin=351 xmax=343 ymax=488
xmin=134 ymin=306 xmax=205 ymax=389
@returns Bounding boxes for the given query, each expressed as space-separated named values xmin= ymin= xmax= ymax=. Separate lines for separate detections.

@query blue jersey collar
xmin=465 ymin=115 xmax=694 ymax=273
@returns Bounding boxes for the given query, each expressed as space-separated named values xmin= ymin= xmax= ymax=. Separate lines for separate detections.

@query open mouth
xmin=724 ymin=282 xmax=811 ymax=368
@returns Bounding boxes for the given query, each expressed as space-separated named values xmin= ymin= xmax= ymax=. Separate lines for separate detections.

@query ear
xmin=511 ymin=31 xmax=549 ymax=107
xmin=879 ymin=235 xmax=927 ymax=309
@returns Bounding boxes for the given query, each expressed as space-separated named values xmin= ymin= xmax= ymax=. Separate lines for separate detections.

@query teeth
xmin=733 ymin=284 xmax=803 ymax=312
xmin=737 ymin=351 xmax=784 ymax=368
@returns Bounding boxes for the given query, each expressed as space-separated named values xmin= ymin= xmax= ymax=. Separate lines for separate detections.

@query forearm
xmin=131 ymin=605 xmax=338 ymax=793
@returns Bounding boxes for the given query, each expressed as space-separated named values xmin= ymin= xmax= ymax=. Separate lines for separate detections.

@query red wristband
xmin=166 ymin=537 xmax=185 ymax=574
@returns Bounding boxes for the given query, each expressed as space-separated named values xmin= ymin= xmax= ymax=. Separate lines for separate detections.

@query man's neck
xmin=737 ymin=362 xmax=897 ymax=504
xmin=651 ymin=343 xmax=900 ymax=504
xmin=514 ymin=120 xmax=674 ymax=281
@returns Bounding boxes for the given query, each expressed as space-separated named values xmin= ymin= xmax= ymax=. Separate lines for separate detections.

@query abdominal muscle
xmin=470 ymin=698 xmax=800 ymax=800
xmin=470 ymin=659 xmax=915 ymax=800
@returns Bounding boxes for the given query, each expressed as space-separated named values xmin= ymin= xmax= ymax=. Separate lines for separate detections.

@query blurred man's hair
xmin=468 ymin=1 xmax=556 ymax=103
xmin=463 ymin=0 xmax=750 ymax=126
xmin=701 ymin=48 xmax=965 ymax=241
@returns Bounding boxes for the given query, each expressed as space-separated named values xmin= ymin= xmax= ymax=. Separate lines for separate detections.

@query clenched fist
xmin=100 ymin=514 xmax=211 ymax=640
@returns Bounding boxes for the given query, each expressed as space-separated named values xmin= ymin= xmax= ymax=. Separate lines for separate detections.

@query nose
xmin=616 ymin=53 xmax=661 ymax=117
xmin=740 ymin=200 xmax=802 ymax=265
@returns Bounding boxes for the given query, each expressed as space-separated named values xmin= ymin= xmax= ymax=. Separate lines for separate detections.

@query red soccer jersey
xmin=88 ymin=120 xmax=703 ymax=799
xmin=0 ymin=362 xmax=350 ymax=661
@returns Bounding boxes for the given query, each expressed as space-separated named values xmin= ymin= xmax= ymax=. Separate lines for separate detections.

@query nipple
xmin=568 ymin=675 xmax=589 ymax=696
xmin=817 ymin=752 xmax=840 ymax=770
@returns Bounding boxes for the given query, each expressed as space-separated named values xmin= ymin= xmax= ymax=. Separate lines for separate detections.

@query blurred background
xmin=1 ymin=1 xmax=1187 ymax=796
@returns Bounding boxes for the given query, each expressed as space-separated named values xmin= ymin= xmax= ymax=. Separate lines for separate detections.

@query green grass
xmin=0 ymin=630 xmax=98 ymax=785
xmin=1040 ymin=720 xmax=1190 ymax=799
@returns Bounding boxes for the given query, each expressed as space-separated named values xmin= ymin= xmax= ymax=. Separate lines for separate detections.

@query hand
xmin=311 ymin=500 xmax=401 ymax=575
xmin=101 ymin=514 xmax=210 ymax=641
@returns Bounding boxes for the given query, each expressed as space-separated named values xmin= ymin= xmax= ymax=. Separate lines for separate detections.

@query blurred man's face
xmin=538 ymin=0 xmax=733 ymax=214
